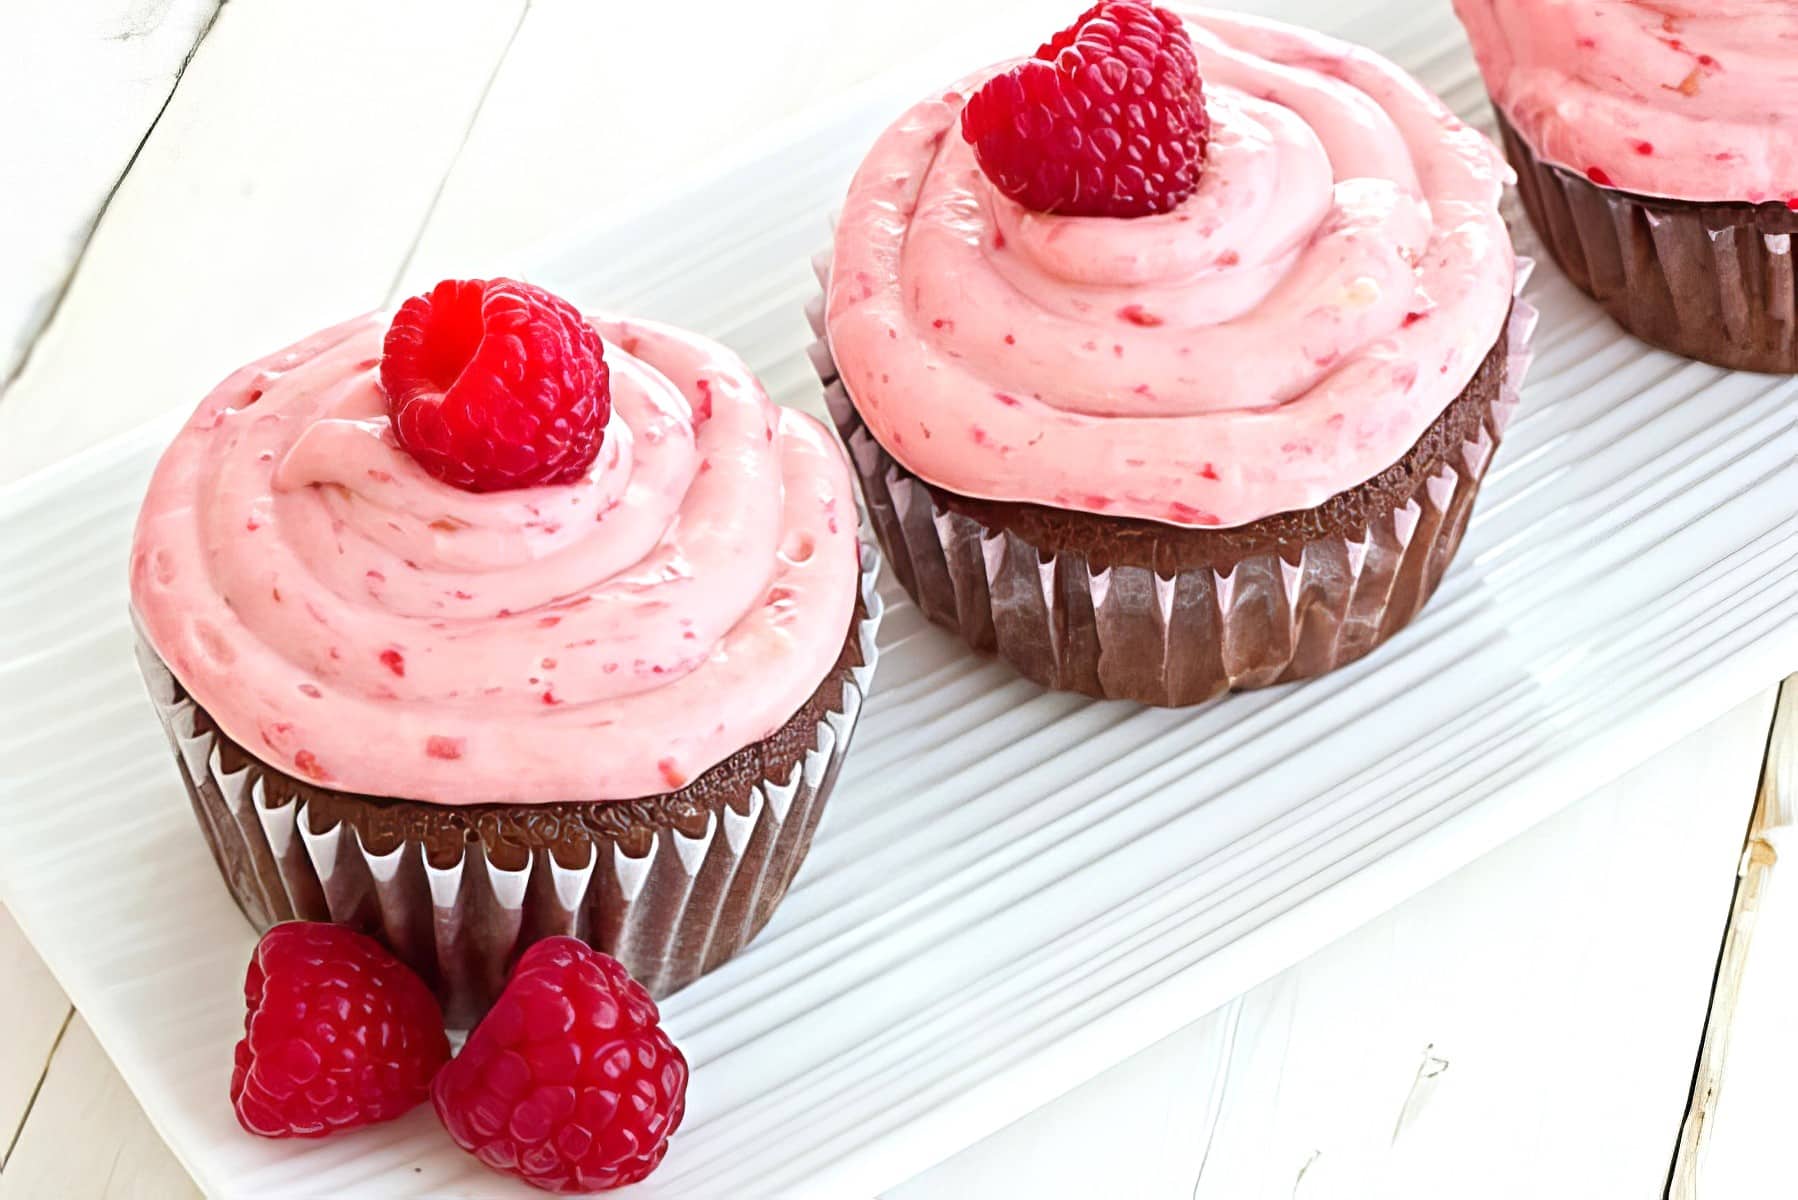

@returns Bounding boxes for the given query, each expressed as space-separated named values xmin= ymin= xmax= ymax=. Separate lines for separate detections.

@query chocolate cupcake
xmin=817 ymin=3 xmax=1531 ymax=707
xmin=1456 ymin=0 xmax=1798 ymax=372
xmin=130 ymin=280 xmax=880 ymax=1025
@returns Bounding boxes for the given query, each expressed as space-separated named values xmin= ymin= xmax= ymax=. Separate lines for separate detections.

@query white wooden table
xmin=3 ymin=2 xmax=1793 ymax=1195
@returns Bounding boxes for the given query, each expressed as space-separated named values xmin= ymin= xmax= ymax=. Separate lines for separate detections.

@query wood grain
xmin=0 ymin=907 xmax=72 ymax=1167
xmin=0 ymin=0 xmax=220 ymax=384
xmin=1671 ymin=676 xmax=1797 ymax=1198
xmin=0 ymin=1017 xmax=198 ymax=1199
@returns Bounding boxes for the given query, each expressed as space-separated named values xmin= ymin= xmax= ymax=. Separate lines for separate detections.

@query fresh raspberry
xmin=432 ymin=938 xmax=688 ymax=1193
xmin=961 ymin=1 xmax=1209 ymax=218
xmin=231 ymin=923 xmax=449 ymax=1138
xmin=381 ymin=278 xmax=610 ymax=492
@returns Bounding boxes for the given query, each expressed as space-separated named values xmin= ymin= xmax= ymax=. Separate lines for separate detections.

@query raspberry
xmin=381 ymin=278 xmax=610 ymax=493
xmin=432 ymin=938 xmax=688 ymax=1193
xmin=231 ymin=923 xmax=449 ymax=1138
xmin=961 ymin=1 xmax=1209 ymax=218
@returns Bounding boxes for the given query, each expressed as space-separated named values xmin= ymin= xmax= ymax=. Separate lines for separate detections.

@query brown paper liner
xmin=1497 ymin=109 xmax=1798 ymax=373
xmin=808 ymin=268 xmax=1534 ymax=708
xmin=135 ymin=542 xmax=883 ymax=1026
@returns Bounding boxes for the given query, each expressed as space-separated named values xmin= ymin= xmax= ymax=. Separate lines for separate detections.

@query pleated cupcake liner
xmin=135 ymin=540 xmax=884 ymax=1026
xmin=1497 ymin=109 xmax=1797 ymax=373
xmin=807 ymin=257 xmax=1535 ymax=707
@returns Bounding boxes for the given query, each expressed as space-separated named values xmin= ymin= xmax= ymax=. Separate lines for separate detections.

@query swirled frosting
xmin=1456 ymin=0 xmax=1798 ymax=204
xmin=131 ymin=314 xmax=861 ymax=805
xmin=826 ymin=6 xmax=1514 ymax=529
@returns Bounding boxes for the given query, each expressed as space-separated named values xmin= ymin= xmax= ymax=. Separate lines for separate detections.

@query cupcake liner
xmin=135 ymin=541 xmax=883 ymax=1025
xmin=1498 ymin=109 xmax=1797 ymax=373
xmin=808 ymin=258 xmax=1535 ymax=707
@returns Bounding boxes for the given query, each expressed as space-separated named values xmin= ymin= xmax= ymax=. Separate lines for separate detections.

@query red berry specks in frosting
xmin=432 ymin=937 xmax=688 ymax=1193
xmin=231 ymin=923 xmax=449 ymax=1138
xmin=960 ymin=1 xmax=1209 ymax=218
xmin=291 ymin=749 xmax=330 ymax=781
xmin=381 ymin=278 xmax=610 ymax=493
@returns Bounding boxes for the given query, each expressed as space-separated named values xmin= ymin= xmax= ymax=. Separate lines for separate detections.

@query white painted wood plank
xmin=0 ymin=906 xmax=71 ymax=1165
xmin=0 ymin=0 xmax=218 ymax=383
xmin=893 ymin=690 xmax=1775 ymax=1199
xmin=397 ymin=0 xmax=1068 ymax=294
xmin=1678 ymin=677 xmax=1795 ymax=1197
xmin=0 ymin=1017 xmax=198 ymax=1199
xmin=0 ymin=0 xmax=526 ymax=486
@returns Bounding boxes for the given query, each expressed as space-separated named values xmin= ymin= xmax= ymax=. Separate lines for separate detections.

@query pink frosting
xmin=130 ymin=314 xmax=861 ymax=805
xmin=826 ymin=6 xmax=1515 ymax=529
xmin=1456 ymin=0 xmax=1798 ymax=204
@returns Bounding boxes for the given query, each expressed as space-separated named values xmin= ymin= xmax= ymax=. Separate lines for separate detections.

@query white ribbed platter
xmin=2 ymin=2 xmax=1795 ymax=1197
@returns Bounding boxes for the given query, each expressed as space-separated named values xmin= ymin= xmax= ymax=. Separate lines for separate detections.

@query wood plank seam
xmin=383 ymin=0 xmax=534 ymax=304
xmin=0 ymin=0 xmax=226 ymax=397
xmin=1665 ymin=673 xmax=1796 ymax=1197
xmin=1 ymin=1006 xmax=73 ymax=1172
xmin=1186 ymin=993 xmax=1245 ymax=1196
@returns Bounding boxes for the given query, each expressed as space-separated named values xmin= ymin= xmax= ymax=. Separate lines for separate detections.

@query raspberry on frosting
xmin=960 ymin=1 xmax=1210 ymax=218
xmin=381 ymin=278 xmax=611 ymax=493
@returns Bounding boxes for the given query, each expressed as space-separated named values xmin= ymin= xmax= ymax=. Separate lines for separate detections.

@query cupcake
xmin=816 ymin=3 xmax=1531 ymax=706
xmin=131 ymin=278 xmax=881 ymax=1024
xmin=1456 ymin=0 xmax=1798 ymax=372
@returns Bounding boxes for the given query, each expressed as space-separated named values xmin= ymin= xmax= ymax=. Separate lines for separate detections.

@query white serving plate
xmin=2 ymin=2 xmax=1794 ymax=1197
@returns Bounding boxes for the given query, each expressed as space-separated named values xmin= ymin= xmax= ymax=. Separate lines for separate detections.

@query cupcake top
xmin=131 ymin=282 xmax=861 ymax=805
xmin=1456 ymin=0 xmax=1798 ymax=204
xmin=826 ymin=4 xmax=1514 ymax=530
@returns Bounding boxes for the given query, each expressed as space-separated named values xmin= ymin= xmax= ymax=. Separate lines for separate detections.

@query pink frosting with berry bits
xmin=826 ymin=6 xmax=1515 ymax=529
xmin=131 ymin=315 xmax=861 ymax=805
xmin=1455 ymin=0 xmax=1798 ymax=205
